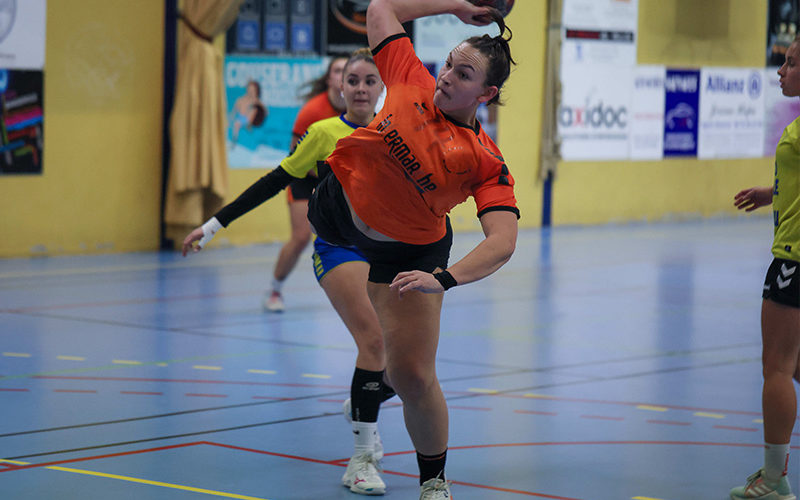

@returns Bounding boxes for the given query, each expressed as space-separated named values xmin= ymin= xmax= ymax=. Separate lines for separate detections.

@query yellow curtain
xmin=164 ymin=0 xmax=243 ymax=245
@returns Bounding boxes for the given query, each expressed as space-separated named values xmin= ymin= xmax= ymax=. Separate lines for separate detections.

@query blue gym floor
xmin=0 ymin=217 xmax=795 ymax=499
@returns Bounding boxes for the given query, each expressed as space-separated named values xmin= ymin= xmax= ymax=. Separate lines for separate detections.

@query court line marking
xmin=3 ymin=352 xmax=31 ymax=358
xmin=56 ymin=356 xmax=86 ymax=361
xmin=0 ymin=444 xmax=269 ymax=500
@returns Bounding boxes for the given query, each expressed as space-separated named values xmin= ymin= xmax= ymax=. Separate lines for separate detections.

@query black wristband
xmin=433 ymin=270 xmax=457 ymax=291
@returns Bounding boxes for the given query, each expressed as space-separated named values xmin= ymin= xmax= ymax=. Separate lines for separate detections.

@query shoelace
xmin=355 ymin=454 xmax=383 ymax=475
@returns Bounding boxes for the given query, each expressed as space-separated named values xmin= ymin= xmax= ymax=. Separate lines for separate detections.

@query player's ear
xmin=477 ymin=85 xmax=498 ymax=104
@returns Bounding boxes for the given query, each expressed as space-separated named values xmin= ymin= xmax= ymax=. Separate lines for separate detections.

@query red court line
xmin=0 ymin=442 xmax=203 ymax=473
xmin=580 ymin=415 xmax=624 ymax=421
xmin=32 ymin=375 xmax=348 ymax=390
xmin=0 ymin=388 xmax=29 ymax=392
xmin=515 ymin=409 xmax=557 ymax=416
xmin=647 ymin=419 xmax=691 ymax=426
xmin=121 ymin=391 xmax=163 ymax=396
xmin=185 ymin=393 xmax=228 ymax=398
xmin=713 ymin=425 xmax=758 ymax=432
xmin=53 ymin=389 xmax=96 ymax=394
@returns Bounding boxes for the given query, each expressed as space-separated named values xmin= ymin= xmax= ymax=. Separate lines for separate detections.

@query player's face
xmin=779 ymin=42 xmax=800 ymax=98
xmin=327 ymin=58 xmax=348 ymax=94
xmin=434 ymin=42 xmax=498 ymax=121
xmin=342 ymin=60 xmax=383 ymax=116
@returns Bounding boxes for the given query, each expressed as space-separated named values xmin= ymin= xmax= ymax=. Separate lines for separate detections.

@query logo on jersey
xmin=777 ymin=263 xmax=796 ymax=289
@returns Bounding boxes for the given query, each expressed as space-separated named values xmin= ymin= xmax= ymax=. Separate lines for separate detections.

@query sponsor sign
xmin=663 ymin=69 xmax=700 ymax=157
xmin=697 ymin=68 xmax=765 ymax=159
xmin=558 ymin=64 xmax=631 ymax=160
xmin=562 ymin=0 xmax=638 ymax=66
xmin=629 ymin=66 xmax=665 ymax=160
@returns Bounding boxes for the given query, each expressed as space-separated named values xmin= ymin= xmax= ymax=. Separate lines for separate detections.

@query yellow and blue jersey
xmin=773 ymin=115 xmax=800 ymax=261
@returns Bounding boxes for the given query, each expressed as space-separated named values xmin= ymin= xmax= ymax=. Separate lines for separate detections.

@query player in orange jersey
xmin=307 ymin=1 xmax=518 ymax=498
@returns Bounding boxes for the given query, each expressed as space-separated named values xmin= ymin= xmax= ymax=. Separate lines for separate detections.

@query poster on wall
xmin=224 ymin=55 xmax=330 ymax=168
xmin=629 ymin=66 xmax=665 ymax=160
xmin=766 ymin=0 xmax=799 ymax=66
xmin=0 ymin=0 xmax=46 ymax=175
xmin=557 ymin=64 xmax=632 ymax=161
xmin=764 ymin=67 xmax=800 ymax=155
xmin=327 ymin=1 xmax=413 ymax=54
xmin=697 ymin=68 xmax=765 ymax=159
xmin=561 ymin=0 xmax=638 ymax=67
xmin=663 ymin=69 xmax=700 ymax=157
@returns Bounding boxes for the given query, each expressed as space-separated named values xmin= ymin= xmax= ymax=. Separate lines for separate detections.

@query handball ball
xmin=467 ymin=0 xmax=514 ymax=17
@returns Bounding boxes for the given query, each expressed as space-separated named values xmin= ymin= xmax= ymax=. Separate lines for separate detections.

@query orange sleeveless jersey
xmin=326 ymin=34 xmax=518 ymax=245
xmin=292 ymin=92 xmax=339 ymax=138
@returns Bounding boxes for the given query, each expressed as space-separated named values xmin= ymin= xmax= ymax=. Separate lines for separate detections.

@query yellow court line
xmin=753 ymin=418 xmax=764 ymax=424
xmin=468 ymin=388 xmax=499 ymax=394
xmin=0 ymin=459 xmax=268 ymax=500
xmin=247 ymin=369 xmax=276 ymax=375
xmin=193 ymin=365 xmax=223 ymax=371
xmin=694 ymin=412 xmax=725 ymax=419
xmin=57 ymin=356 xmax=86 ymax=361
xmin=632 ymin=497 xmax=663 ymax=500
xmin=301 ymin=373 xmax=331 ymax=379
xmin=112 ymin=360 xmax=143 ymax=365
xmin=3 ymin=352 xmax=31 ymax=358
xmin=523 ymin=393 xmax=554 ymax=399
xmin=636 ymin=405 xmax=668 ymax=412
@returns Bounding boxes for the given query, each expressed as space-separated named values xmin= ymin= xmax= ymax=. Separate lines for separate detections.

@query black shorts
xmin=762 ymin=258 xmax=800 ymax=308
xmin=286 ymin=175 xmax=319 ymax=202
xmin=308 ymin=172 xmax=452 ymax=284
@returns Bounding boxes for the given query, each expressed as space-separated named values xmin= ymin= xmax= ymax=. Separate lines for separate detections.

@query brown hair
xmin=300 ymin=54 xmax=349 ymax=101
xmin=465 ymin=10 xmax=515 ymax=106
xmin=344 ymin=47 xmax=377 ymax=73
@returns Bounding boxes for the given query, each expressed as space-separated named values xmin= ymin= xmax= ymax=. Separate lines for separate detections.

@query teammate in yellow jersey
xmin=730 ymin=34 xmax=800 ymax=500
xmin=183 ymin=49 xmax=394 ymax=496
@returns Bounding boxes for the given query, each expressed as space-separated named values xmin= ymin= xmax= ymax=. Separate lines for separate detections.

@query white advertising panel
xmin=558 ymin=64 xmax=632 ymax=161
xmin=0 ymin=0 xmax=46 ymax=70
xmin=562 ymin=0 xmax=638 ymax=67
xmin=697 ymin=68 xmax=766 ymax=159
xmin=629 ymin=66 xmax=665 ymax=160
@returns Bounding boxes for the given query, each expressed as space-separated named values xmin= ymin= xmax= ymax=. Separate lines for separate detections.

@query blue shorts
xmin=312 ymin=237 xmax=367 ymax=283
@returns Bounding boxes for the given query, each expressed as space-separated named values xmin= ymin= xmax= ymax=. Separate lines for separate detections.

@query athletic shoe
xmin=420 ymin=477 xmax=452 ymax=499
xmin=343 ymin=398 xmax=384 ymax=460
xmin=263 ymin=291 xmax=284 ymax=312
xmin=341 ymin=452 xmax=386 ymax=495
xmin=730 ymin=468 xmax=796 ymax=499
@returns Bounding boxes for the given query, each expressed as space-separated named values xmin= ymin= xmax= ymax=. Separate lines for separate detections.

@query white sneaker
xmin=420 ymin=477 xmax=452 ymax=499
xmin=341 ymin=452 xmax=386 ymax=495
xmin=263 ymin=291 xmax=284 ymax=312
xmin=343 ymin=398 xmax=384 ymax=460
xmin=730 ymin=468 xmax=796 ymax=499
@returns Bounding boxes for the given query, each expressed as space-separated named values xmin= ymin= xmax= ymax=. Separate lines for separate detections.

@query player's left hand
xmin=390 ymin=270 xmax=444 ymax=296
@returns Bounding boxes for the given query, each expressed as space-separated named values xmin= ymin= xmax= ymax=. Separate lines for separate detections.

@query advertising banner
xmin=561 ymin=0 xmax=638 ymax=67
xmin=629 ymin=66 xmax=665 ymax=160
xmin=697 ymin=68 xmax=765 ymax=159
xmin=0 ymin=0 xmax=46 ymax=70
xmin=663 ymin=69 xmax=700 ymax=157
xmin=558 ymin=64 xmax=631 ymax=160
xmin=224 ymin=55 xmax=330 ymax=169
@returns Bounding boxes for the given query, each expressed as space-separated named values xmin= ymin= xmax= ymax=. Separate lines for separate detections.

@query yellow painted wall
xmin=553 ymin=0 xmax=771 ymax=225
xmin=0 ymin=0 xmax=164 ymax=257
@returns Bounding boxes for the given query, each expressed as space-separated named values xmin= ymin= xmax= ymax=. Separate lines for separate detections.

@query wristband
xmin=198 ymin=217 xmax=223 ymax=248
xmin=433 ymin=270 xmax=457 ymax=291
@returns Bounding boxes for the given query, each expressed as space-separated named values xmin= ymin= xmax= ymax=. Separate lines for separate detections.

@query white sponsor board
xmin=0 ymin=0 xmax=46 ymax=70
xmin=629 ymin=66 xmax=665 ymax=160
xmin=697 ymin=68 xmax=766 ymax=159
xmin=562 ymin=0 xmax=638 ymax=67
xmin=558 ymin=64 xmax=632 ymax=160
xmin=413 ymin=14 xmax=499 ymax=65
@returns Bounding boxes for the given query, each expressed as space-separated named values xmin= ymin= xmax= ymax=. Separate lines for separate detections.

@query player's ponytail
xmin=466 ymin=10 xmax=515 ymax=106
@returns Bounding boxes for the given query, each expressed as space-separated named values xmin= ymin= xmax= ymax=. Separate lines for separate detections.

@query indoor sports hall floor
xmin=0 ymin=217 xmax=794 ymax=500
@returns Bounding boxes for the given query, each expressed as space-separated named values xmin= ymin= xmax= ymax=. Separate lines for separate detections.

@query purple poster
xmin=663 ymin=69 xmax=700 ymax=157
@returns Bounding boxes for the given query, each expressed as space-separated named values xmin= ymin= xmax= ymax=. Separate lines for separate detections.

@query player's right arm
xmin=366 ymin=0 xmax=492 ymax=50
